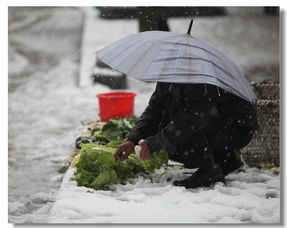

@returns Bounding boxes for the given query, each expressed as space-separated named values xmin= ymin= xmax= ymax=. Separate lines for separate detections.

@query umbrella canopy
xmin=96 ymin=30 xmax=256 ymax=102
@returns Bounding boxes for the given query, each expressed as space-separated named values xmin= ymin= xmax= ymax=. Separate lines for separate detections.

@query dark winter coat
xmin=127 ymin=83 xmax=258 ymax=157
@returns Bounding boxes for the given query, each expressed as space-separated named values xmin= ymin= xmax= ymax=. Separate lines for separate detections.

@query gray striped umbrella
xmin=96 ymin=21 xmax=256 ymax=102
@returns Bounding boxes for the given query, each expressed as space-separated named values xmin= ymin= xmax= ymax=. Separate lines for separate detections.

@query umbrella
xmin=96 ymin=20 xmax=256 ymax=103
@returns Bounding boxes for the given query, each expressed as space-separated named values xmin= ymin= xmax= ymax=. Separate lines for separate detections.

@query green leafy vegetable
xmin=90 ymin=169 xmax=118 ymax=190
xmin=260 ymin=164 xmax=280 ymax=175
xmin=261 ymin=163 xmax=278 ymax=171
xmin=93 ymin=116 xmax=139 ymax=142
xmin=107 ymin=139 xmax=126 ymax=148
xmin=75 ymin=116 xmax=139 ymax=149
xmin=70 ymin=143 xmax=169 ymax=190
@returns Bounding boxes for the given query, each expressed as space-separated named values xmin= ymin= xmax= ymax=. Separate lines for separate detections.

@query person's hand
xmin=139 ymin=140 xmax=151 ymax=160
xmin=114 ymin=141 xmax=135 ymax=161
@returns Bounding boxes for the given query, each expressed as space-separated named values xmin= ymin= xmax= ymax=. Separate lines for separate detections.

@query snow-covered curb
xmin=48 ymin=165 xmax=280 ymax=223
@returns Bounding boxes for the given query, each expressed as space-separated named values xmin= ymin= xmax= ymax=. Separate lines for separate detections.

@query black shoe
xmin=173 ymin=165 xmax=225 ymax=189
xmin=220 ymin=153 xmax=244 ymax=176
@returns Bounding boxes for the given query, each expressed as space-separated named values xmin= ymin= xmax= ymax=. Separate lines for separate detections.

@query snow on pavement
xmin=48 ymin=166 xmax=280 ymax=223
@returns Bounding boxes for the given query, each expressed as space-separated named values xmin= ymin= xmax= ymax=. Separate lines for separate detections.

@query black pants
xmin=170 ymin=116 xmax=254 ymax=169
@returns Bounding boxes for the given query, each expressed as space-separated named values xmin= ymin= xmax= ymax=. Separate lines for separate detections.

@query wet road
xmin=8 ymin=7 xmax=83 ymax=93
xmin=8 ymin=7 xmax=84 ymax=223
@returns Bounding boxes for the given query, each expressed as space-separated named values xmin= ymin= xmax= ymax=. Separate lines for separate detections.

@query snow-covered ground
xmin=49 ymin=166 xmax=280 ymax=223
xmin=8 ymin=7 xmax=280 ymax=224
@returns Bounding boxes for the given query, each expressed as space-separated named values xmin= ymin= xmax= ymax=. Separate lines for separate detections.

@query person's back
xmin=155 ymin=83 xmax=258 ymax=132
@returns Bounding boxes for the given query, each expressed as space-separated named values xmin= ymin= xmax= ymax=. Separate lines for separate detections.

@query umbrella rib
xmin=158 ymin=35 xmax=185 ymax=80
xmin=215 ymin=78 xmax=254 ymax=102
xmin=173 ymin=35 xmax=186 ymax=77
xmin=129 ymin=34 xmax=182 ymax=78
xmin=211 ymin=73 xmax=255 ymax=101
xmin=188 ymin=36 xmax=208 ymax=86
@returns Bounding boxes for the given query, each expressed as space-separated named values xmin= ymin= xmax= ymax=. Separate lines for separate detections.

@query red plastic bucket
xmin=97 ymin=92 xmax=137 ymax=121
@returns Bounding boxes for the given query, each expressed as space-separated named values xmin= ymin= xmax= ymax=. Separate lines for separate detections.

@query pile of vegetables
xmin=75 ymin=116 xmax=139 ymax=148
xmin=70 ymin=117 xmax=169 ymax=190
xmin=70 ymin=144 xmax=168 ymax=190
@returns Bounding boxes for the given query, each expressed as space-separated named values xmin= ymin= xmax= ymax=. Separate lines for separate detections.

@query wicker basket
xmin=240 ymin=83 xmax=280 ymax=167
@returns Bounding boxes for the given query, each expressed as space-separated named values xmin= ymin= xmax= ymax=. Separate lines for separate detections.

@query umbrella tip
xmin=186 ymin=19 xmax=193 ymax=35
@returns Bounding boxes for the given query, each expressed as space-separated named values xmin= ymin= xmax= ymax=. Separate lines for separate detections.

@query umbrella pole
xmin=186 ymin=19 xmax=193 ymax=35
